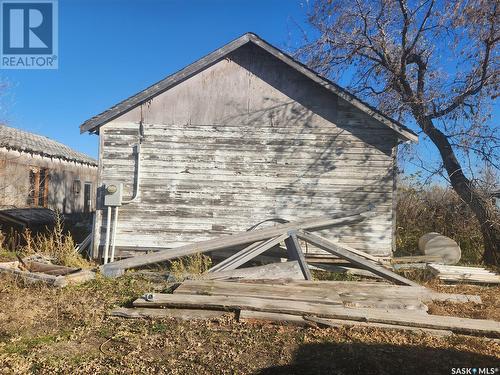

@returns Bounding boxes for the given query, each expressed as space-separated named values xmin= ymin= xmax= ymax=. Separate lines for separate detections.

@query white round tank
xmin=418 ymin=232 xmax=461 ymax=265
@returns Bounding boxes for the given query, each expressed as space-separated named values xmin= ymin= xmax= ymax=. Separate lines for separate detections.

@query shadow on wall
xmin=48 ymin=171 xmax=80 ymax=214
xmin=258 ymin=342 xmax=499 ymax=375
xmin=225 ymin=44 xmax=395 ymax=246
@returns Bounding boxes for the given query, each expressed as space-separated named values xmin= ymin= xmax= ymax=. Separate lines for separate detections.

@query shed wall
xmin=94 ymin=44 xmax=399 ymax=257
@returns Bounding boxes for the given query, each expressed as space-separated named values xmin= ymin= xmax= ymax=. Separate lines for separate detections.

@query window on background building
xmin=72 ymin=180 xmax=81 ymax=195
xmin=28 ymin=167 xmax=49 ymax=207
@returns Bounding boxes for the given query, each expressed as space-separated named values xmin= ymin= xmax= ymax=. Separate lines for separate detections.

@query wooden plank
xmin=180 ymin=279 xmax=481 ymax=304
xmin=101 ymin=207 xmax=374 ymax=277
xmin=284 ymin=232 xmax=312 ymax=280
xmin=241 ymin=311 xmax=452 ymax=337
xmin=208 ymin=234 xmax=288 ymax=273
xmin=322 ymin=241 xmax=382 ymax=263
xmin=175 ymin=280 xmax=428 ymax=311
xmin=0 ymin=263 xmax=59 ymax=284
xmin=296 ymin=230 xmax=419 ymax=286
xmin=26 ymin=261 xmax=80 ymax=276
xmin=210 ymin=249 xmax=287 ymax=265
xmin=391 ymin=255 xmax=443 ymax=264
xmin=134 ymin=293 xmax=500 ymax=337
xmin=437 ymin=276 xmax=500 ymax=285
xmin=207 ymin=241 xmax=265 ymax=272
xmin=303 ymin=316 xmax=453 ymax=337
xmin=109 ymin=307 xmax=229 ymax=320
xmin=428 ymin=264 xmax=500 ymax=284
xmin=0 ymin=262 xmax=95 ymax=287
xmin=239 ymin=310 xmax=309 ymax=326
xmin=201 ymin=261 xmax=305 ymax=281
xmin=309 ymin=263 xmax=384 ymax=279
xmin=430 ymin=264 xmax=497 ymax=271
xmin=58 ymin=270 xmax=95 ymax=286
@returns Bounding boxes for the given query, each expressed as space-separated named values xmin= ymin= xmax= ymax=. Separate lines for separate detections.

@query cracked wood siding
xmin=93 ymin=44 xmax=398 ymax=258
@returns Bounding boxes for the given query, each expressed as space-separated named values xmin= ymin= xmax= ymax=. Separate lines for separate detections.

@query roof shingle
xmin=0 ymin=124 xmax=97 ymax=166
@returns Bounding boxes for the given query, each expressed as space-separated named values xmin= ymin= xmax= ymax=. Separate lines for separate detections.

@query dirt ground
xmin=0 ymin=272 xmax=499 ymax=375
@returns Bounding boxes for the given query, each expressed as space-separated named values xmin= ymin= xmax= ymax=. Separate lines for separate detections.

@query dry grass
xmin=0 ymin=272 xmax=498 ymax=375
xmin=396 ymin=183 xmax=486 ymax=264
xmin=168 ymin=253 xmax=212 ymax=281
xmin=425 ymin=281 xmax=500 ymax=321
xmin=16 ymin=213 xmax=91 ymax=268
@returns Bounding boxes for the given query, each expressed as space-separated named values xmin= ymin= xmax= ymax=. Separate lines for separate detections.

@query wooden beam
xmin=303 ymin=316 xmax=453 ymax=337
xmin=208 ymin=234 xmax=288 ymax=273
xmin=240 ymin=311 xmax=453 ymax=337
xmin=133 ymin=293 xmax=500 ymax=337
xmin=202 ymin=261 xmax=304 ymax=281
xmin=110 ymin=307 xmax=229 ymax=320
xmin=208 ymin=241 xmax=264 ymax=273
xmin=239 ymin=310 xmax=310 ymax=326
xmin=284 ymin=232 xmax=312 ymax=280
xmin=296 ymin=231 xmax=419 ymax=287
xmin=101 ymin=207 xmax=374 ymax=277
xmin=174 ymin=280 xmax=428 ymax=311
xmin=240 ymin=279 xmax=481 ymax=303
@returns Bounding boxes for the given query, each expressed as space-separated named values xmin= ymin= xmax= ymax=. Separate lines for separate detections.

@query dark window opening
xmin=28 ymin=167 xmax=49 ymax=207
xmin=73 ymin=180 xmax=81 ymax=195
xmin=84 ymin=182 xmax=92 ymax=213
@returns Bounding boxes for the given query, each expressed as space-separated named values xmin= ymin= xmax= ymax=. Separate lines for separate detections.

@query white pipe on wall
xmin=121 ymin=142 xmax=142 ymax=204
xmin=103 ymin=206 xmax=112 ymax=264
xmin=107 ymin=123 xmax=143 ymax=264
xmin=110 ymin=206 xmax=119 ymax=263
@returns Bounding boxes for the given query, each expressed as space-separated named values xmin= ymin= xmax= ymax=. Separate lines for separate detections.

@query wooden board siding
xmin=94 ymin=44 xmax=399 ymax=257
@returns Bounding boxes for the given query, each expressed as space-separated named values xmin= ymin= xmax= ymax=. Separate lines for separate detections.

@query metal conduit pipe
xmin=121 ymin=142 xmax=142 ymax=204
xmin=109 ymin=122 xmax=144 ymax=263
xmin=103 ymin=206 xmax=112 ymax=264
xmin=110 ymin=206 xmax=119 ymax=263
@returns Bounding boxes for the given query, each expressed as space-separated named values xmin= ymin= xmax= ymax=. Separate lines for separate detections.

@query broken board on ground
xmin=0 ymin=260 xmax=95 ymax=287
xmin=428 ymin=264 xmax=500 ymax=284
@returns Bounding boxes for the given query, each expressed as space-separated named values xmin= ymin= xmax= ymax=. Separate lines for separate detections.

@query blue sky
xmin=1 ymin=0 xmax=497 ymax=181
xmin=1 ymin=0 xmax=309 ymax=158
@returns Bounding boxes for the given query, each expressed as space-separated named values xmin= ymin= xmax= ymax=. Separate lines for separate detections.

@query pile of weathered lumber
xmin=100 ymin=206 xmax=391 ymax=279
xmin=428 ymin=263 xmax=500 ymax=284
xmin=0 ymin=259 xmax=95 ymax=287
xmin=111 ymin=278 xmax=500 ymax=338
xmin=103 ymin=206 xmax=500 ymax=339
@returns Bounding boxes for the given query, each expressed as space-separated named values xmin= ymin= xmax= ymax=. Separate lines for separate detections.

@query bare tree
xmin=298 ymin=0 xmax=500 ymax=264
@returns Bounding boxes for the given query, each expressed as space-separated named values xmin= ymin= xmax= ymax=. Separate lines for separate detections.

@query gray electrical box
xmin=104 ymin=181 xmax=123 ymax=206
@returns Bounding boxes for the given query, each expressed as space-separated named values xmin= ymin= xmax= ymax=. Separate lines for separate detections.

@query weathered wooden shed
xmin=80 ymin=33 xmax=417 ymax=261
xmin=0 ymin=124 xmax=98 ymax=213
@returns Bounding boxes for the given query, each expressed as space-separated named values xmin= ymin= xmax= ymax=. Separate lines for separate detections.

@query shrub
xmin=169 ymin=253 xmax=212 ymax=281
xmin=396 ymin=180 xmax=484 ymax=264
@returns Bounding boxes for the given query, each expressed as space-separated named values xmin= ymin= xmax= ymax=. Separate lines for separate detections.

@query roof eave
xmin=79 ymin=33 xmax=253 ymax=134
xmin=80 ymin=32 xmax=418 ymax=143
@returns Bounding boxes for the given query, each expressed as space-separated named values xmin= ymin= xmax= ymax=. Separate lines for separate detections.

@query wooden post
xmin=296 ymin=230 xmax=419 ymax=286
xmin=285 ymin=231 xmax=312 ymax=280
xmin=33 ymin=169 xmax=40 ymax=206
xmin=208 ymin=234 xmax=288 ymax=273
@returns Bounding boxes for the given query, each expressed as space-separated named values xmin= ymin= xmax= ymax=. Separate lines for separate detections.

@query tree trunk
xmin=418 ymin=116 xmax=500 ymax=265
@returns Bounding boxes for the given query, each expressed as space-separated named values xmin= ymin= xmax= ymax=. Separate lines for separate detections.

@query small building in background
xmin=0 ymin=124 xmax=98 ymax=213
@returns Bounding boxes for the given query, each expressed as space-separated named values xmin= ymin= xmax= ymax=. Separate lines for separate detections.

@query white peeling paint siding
xmin=93 ymin=44 xmax=399 ymax=258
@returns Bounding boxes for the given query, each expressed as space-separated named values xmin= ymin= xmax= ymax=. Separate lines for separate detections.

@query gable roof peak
xmin=80 ymin=32 xmax=417 ymax=142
